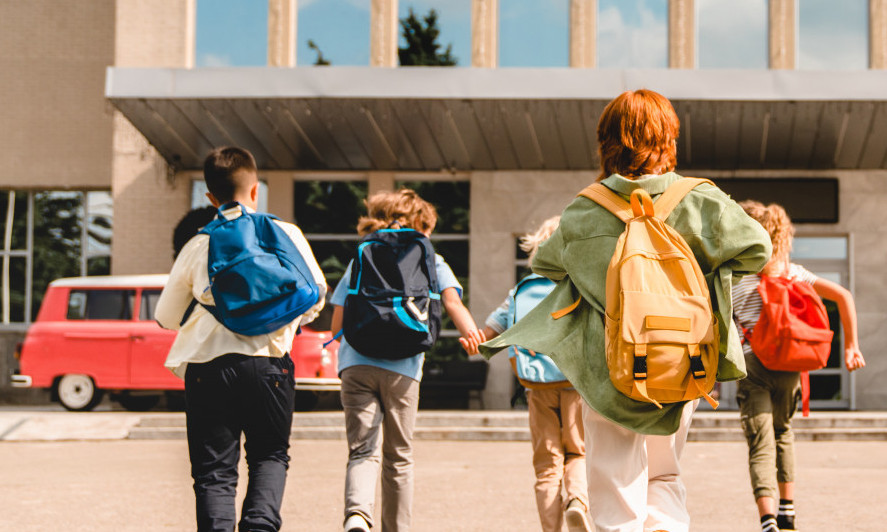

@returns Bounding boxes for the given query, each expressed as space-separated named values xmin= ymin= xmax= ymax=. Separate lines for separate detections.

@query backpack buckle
xmin=633 ymin=355 xmax=648 ymax=380
xmin=689 ymin=354 xmax=706 ymax=379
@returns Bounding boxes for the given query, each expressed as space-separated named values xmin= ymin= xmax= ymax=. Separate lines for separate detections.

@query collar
xmin=220 ymin=202 xmax=256 ymax=220
xmin=600 ymin=172 xmax=681 ymax=196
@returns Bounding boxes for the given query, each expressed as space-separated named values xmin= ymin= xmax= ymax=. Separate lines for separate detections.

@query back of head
xmin=597 ymin=89 xmax=680 ymax=180
xmin=520 ymin=215 xmax=561 ymax=263
xmin=739 ymin=200 xmax=794 ymax=272
xmin=356 ymin=188 xmax=438 ymax=236
xmin=172 ymin=206 xmax=218 ymax=259
xmin=203 ymin=146 xmax=258 ymax=204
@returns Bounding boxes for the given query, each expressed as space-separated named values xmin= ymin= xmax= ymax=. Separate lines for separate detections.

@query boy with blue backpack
xmin=464 ymin=216 xmax=591 ymax=532
xmin=156 ymin=146 xmax=327 ymax=532
xmin=329 ymin=188 xmax=484 ymax=532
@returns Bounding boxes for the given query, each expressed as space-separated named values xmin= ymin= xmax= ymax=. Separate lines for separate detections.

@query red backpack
xmin=746 ymin=275 xmax=833 ymax=415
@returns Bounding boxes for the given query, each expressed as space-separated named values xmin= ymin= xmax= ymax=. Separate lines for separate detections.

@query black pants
xmin=185 ymin=353 xmax=295 ymax=532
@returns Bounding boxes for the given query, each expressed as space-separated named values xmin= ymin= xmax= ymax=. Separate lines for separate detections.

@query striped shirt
xmin=732 ymin=263 xmax=818 ymax=356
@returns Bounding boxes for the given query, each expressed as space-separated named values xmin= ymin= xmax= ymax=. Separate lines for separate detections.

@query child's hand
xmin=459 ymin=329 xmax=486 ymax=356
xmin=845 ymin=345 xmax=865 ymax=372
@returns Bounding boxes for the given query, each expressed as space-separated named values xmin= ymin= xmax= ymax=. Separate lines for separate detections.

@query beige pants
xmin=583 ymin=400 xmax=698 ymax=532
xmin=341 ymin=366 xmax=420 ymax=532
xmin=528 ymin=388 xmax=588 ymax=532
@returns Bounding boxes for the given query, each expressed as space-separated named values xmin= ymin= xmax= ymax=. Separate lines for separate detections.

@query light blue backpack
xmin=507 ymin=274 xmax=568 ymax=386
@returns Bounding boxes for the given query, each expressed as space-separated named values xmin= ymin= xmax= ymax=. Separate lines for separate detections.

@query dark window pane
xmin=809 ymin=374 xmax=842 ymax=401
xmin=9 ymin=257 xmax=26 ymax=323
xmin=68 ymin=290 xmax=134 ymax=320
xmin=396 ymin=181 xmax=469 ymax=234
xmin=86 ymin=191 xmax=113 ymax=269
xmin=87 ymin=256 xmax=111 ymax=276
xmin=33 ymin=192 xmax=83 ymax=295
xmin=712 ymin=178 xmax=839 ymax=224
xmin=294 ymin=181 xmax=368 ymax=234
xmin=309 ymin=239 xmax=360 ymax=291
xmin=140 ymin=290 xmax=162 ymax=321
xmin=0 ymin=191 xmax=30 ymax=250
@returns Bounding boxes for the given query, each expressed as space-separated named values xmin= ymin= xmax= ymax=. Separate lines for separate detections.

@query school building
xmin=3 ymin=0 xmax=887 ymax=411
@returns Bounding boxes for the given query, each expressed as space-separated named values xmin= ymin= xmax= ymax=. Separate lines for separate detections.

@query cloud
xmin=797 ymin=0 xmax=867 ymax=69
xmin=197 ymin=53 xmax=233 ymax=67
xmin=697 ymin=0 xmax=767 ymax=68
xmin=597 ymin=2 xmax=668 ymax=68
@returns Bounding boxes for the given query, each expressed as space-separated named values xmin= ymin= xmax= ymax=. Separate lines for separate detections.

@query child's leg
xmin=528 ymin=388 xmax=567 ymax=532
xmin=240 ymin=355 xmax=296 ymax=532
xmin=378 ymin=369 xmax=420 ymax=532
xmin=341 ymin=367 xmax=386 ymax=529
xmin=559 ymin=389 xmax=588 ymax=511
xmin=644 ymin=399 xmax=697 ymax=532
xmin=737 ymin=372 xmax=780 ymax=520
xmin=582 ymin=402 xmax=647 ymax=532
xmin=773 ymin=373 xmax=801 ymax=530
xmin=184 ymin=355 xmax=243 ymax=532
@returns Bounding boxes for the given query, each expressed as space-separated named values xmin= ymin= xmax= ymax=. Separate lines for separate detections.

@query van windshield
xmin=67 ymin=289 xmax=135 ymax=320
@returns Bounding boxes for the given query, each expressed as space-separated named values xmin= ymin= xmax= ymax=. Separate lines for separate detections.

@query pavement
xmin=1 ymin=407 xmax=886 ymax=530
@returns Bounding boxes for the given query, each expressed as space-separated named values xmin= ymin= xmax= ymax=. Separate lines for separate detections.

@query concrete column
xmin=769 ymin=0 xmax=796 ymax=69
xmin=264 ymin=173 xmax=294 ymax=221
xmin=368 ymin=172 xmax=395 ymax=195
xmin=472 ymin=0 xmax=499 ymax=67
xmin=569 ymin=0 xmax=596 ymax=68
xmin=668 ymin=0 xmax=694 ymax=68
xmin=871 ymin=0 xmax=887 ymax=68
xmin=268 ymin=0 xmax=297 ymax=67
xmin=370 ymin=0 xmax=398 ymax=67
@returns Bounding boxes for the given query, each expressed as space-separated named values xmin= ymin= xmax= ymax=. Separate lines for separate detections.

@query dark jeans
xmin=185 ymin=353 xmax=295 ymax=532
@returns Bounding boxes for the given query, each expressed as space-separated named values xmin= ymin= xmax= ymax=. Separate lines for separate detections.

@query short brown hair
xmin=739 ymin=200 xmax=794 ymax=267
xmin=356 ymin=189 xmax=438 ymax=236
xmin=597 ymin=89 xmax=680 ymax=180
xmin=203 ymin=146 xmax=258 ymax=204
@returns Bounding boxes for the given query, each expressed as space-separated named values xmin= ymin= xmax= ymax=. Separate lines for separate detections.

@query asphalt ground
xmin=1 ymin=437 xmax=884 ymax=531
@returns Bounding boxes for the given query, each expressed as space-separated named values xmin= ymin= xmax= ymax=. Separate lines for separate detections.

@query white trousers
xmin=583 ymin=400 xmax=698 ymax=532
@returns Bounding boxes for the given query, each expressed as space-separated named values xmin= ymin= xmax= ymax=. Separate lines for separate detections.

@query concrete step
xmin=128 ymin=424 xmax=532 ymax=441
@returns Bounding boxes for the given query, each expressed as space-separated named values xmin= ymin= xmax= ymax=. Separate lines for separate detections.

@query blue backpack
xmin=507 ymin=274 xmax=568 ymax=386
xmin=342 ymin=228 xmax=441 ymax=360
xmin=196 ymin=203 xmax=320 ymax=336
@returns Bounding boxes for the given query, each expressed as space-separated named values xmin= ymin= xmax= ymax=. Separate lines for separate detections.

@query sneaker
xmin=565 ymin=498 xmax=592 ymax=532
xmin=344 ymin=513 xmax=370 ymax=532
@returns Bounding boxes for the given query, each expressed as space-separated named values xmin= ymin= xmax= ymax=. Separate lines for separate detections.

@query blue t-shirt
xmin=331 ymin=254 xmax=462 ymax=381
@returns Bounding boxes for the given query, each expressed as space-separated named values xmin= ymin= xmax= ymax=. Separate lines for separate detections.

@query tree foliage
xmin=398 ymin=8 xmax=457 ymax=66
xmin=307 ymin=39 xmax=331 ymax=66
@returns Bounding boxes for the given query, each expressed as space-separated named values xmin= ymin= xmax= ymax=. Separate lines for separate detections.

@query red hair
xmin=597 ymin=89 xmax=680 ymax=180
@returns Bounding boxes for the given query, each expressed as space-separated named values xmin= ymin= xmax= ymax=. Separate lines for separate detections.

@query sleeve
xmin=154 ymin=237 xmax=202 ymax=331
xmin=788 ymin=263 xmax=818 ymax=285
xmin=484 ymin=297 xmax=511 ymax=334
xmin=435 ymin=254 xmax=462 ymax=297
xmin=330 ymin=262 xmax=353 ymax=307
xmin=530 ymin=222 xmax=567 ymax=281
xmin=280 ymin=222 xmax=327 ymax=325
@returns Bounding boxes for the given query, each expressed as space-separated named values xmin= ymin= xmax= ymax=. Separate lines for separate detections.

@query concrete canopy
xmin=105 ymin=67 xmax=887 ymax=172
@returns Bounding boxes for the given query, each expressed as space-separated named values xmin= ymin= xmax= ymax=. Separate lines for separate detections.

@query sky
xmin=195 ymin=0 xmax=871 ymax=69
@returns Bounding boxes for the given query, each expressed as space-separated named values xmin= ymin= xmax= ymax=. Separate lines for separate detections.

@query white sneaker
xmin=344 ymin=513 xmax=370 ymax=532
xmin=565 ymin=498 xmax=592 ymax=532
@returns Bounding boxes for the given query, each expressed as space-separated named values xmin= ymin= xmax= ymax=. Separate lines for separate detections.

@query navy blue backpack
xmin=196 ymin=203 xmax=320 ymax=336
xmin=342 ymin=228 xmax=441 ymax=360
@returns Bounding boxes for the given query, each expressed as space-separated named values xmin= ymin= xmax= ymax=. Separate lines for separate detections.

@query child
xmin=479 ymin=89 xmax=772 ymax=532
xmin=155 ymin=146 xmax=327 ymax=532
xmin=329 ymin=188 xmax=484 ymax=532
xmin=464 ymin=215 xmax=592 ymax=532
xmin=732 ymin=200 xmax=865 ymax=532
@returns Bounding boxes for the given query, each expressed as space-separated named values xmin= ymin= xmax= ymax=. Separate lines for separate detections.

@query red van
xmin=11 ymin=275 xmax=340 ymax=411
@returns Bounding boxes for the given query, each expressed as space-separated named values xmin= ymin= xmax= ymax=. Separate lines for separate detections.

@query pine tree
xmin=398 ymin=8 xmax=457 ymax=66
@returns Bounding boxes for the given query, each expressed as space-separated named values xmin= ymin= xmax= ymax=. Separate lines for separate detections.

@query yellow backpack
xmin=576 ymin=178 xmax=720 ymax=409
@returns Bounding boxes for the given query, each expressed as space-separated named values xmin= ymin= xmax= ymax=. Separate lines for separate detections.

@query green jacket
xmin=479 ymin=173 xmax=772 ymax=435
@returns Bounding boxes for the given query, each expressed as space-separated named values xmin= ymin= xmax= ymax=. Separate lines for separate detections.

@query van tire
xmin=57 ymin=374 xmax=103 ymax=411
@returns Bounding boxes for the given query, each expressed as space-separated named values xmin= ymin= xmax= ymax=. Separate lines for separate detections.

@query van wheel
xmin=116 ymin=394 xmax=160 ymax=412
xmin=57 ymin=374 xmax=103 ymax=411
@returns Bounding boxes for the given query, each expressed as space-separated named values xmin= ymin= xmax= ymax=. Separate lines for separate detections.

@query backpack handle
xmin=630 ymin=189 xmax=655 ymax=218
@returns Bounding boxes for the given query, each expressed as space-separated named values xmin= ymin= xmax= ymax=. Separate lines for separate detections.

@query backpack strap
xmin=652 ymin=177 xmax=715 ymax=221
xmin=577 ymin=184 xmax=633 ymax=223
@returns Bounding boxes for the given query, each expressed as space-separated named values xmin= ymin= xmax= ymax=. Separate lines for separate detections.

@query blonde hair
xmin=520 ymin=216 xmax=561 ymax=262
xmin=739 ymin=200 xmax=794 ymax=274
xmin=356 ymin=188 xmax=438 ymax=236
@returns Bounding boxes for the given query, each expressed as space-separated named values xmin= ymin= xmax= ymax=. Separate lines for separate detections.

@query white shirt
xmin=155 ymin=205 xmax=327 ymax=378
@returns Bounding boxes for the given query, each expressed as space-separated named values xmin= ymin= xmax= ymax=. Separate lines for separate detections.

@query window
xmin=67 ymin=290 xmax=135 ymax=321
xmin=0 ymin=190 xmax=112 ymax=325
xmin=196 ymin=0 xmax=267 ymax=67
xmin=399 ymin=1 xmax=470 ymax=66
xmin=598 ymin=0 xmax=668 ymax=68
xmin=298 ymin=0 xmax=370 ymax=66
xmin=697 ymin=0 xmax=767 ymax=69
xmin=140 ymin=290 xmax=163 ymax=321
xmin=191 ymin=180 xmax=268 ymax=213
xmin=798 ymin=0 xmax=868 ymax=70
xmin=500 ymin=0 xmax=569 ymax=67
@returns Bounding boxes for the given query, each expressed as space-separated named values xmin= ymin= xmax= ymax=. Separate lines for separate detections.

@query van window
xmin=67 ymin=290 xmax=135 ymax=320
xmin=139 ymin=289 xmax=162 ymax=321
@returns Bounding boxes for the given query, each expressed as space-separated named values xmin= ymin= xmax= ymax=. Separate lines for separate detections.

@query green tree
xmin=398 ymin=8 xmax=457 ymax=66
xmin=307 ymin=39 xmax=330 ymax=66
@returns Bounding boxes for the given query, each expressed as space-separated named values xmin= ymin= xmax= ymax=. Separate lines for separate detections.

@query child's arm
xmin=812 ymin=277 xmax=866 ymax=372
xmin=155 ymin=238 xmax=201 ymax=330
xmin=441 ymin=287 xmax=486 ymax=355
xmin=330 ymin=304 xmax=343 ymax=337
